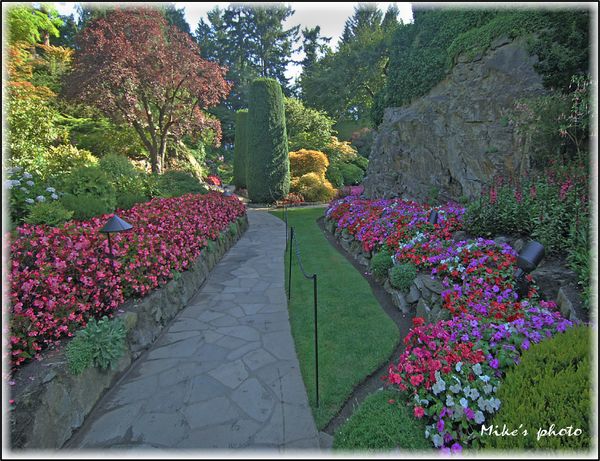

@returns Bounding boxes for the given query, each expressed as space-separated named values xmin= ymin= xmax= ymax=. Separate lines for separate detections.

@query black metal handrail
xmin=287 ymin=225 xmax=319 ymax=408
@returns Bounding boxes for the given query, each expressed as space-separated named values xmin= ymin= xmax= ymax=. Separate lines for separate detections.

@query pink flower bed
xmin=8 ymin=192 xmax=245 ymax=368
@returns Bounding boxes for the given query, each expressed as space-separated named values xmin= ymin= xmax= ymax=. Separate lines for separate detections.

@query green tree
xmin=233 ymin=109 xmax=249 ymax=189
xmin=247 ymin=78 xmax=289 ymax=203
xmin=300 ymin=3 xmax=399 ymax=122
xmin=6 ymin=3 xmax=63 ymax=45
xmin=194 ymin=4 xmax=299 ymax=144
xmin=285 ymin=98 xmax=336 ymax=151
xmin=299 ymin=26 xmax=331 ymax=70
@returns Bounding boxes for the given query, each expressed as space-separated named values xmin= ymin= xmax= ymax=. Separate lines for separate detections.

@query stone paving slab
xmin=66 ymin=210 xmax=320 ymax=451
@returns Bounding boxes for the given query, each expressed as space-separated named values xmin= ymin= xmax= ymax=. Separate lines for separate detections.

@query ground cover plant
xmin=326 ymin=196 xmax=583 ymax=451
xmin=8 ymin=192 xmax=246 ymax=368
xmin=271 ymin=207 xmax=399 ymax=429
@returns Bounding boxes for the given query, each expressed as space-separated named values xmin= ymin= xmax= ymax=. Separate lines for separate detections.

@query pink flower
xmin=414 ymin=406 xmax=425 ymax=418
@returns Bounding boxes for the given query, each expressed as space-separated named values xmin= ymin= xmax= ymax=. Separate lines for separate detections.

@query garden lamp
xmin=100 ymin=215 xmax=133 ymax=276
xmin=514 ymin=240 xmax=545 ymax=298
xmin=429 ymin=210 xmax=439 ymax=225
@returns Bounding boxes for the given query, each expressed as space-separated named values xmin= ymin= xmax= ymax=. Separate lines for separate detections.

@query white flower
xmin=36 ymin=195 xmax=46 ymax=202
xmin=51 ymin=193 xmax=59 ymax=200
xmin=21 ymin=187 xmax=29 ymax=193
xmin=473 ymin=363 xmax=483 ymax=376
xmin=23 ymin=172 xmax=33 ymax=179
xmin=26 ymin=181 xmax=35 ymax=187
xmin=25 ymin=198 xmax=34 ymax=204
xmin=12 ymin=179 xmax=21 ymax=187
xmin=474 ymin=410 xmax=485 ymax=424
xmin=46 ymin=187 xmax=56 ymax=193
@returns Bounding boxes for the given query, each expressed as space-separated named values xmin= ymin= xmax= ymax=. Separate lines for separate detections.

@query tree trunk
xmin=150 ymin=146 xmax=162 ymax=174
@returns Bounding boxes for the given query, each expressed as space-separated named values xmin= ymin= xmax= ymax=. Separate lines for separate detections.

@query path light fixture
xmin=100 ymin=214 xmax=133 ymax=276
xmin=429 ymin=210 xmax=439 ymax=225
xmin=514 ymin=240 xmax=545 ymax=298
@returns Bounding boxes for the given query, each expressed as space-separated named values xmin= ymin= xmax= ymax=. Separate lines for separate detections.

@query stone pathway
xmin=66 ymin=210 xmax=320 ymax=451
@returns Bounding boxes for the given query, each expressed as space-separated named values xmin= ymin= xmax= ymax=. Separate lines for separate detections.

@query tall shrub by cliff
xmin=233 ymin=109 xmax=248 ymax=189
xmin=247 ymin=78 xmax=289 ymax=203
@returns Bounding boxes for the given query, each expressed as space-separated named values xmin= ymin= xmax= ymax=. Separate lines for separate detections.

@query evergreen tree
xmin=247 ymin=78 xmax=289 ymax=203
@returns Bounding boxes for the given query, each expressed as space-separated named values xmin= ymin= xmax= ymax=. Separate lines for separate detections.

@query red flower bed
xmin=8 ymin=192 xmax=246 ymax=368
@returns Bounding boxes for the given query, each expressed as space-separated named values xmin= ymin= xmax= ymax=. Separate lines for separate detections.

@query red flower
xmin=414 ymin=406 xmax=425 ymax=418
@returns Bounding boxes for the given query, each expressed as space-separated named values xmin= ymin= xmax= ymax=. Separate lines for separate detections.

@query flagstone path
xmin=66 ymin=210 xmax=321 ymax=451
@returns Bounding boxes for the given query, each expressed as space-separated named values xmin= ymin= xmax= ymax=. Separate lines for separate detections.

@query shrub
xmin=322 ymin=136 xmax=357 ymax=163
xmin=5 ymin=166 xmax=62 ymax=224
xmin=289 ymin=149 xmax=330 ymax=178
xmin=390 ymin=263 xmax=417 ymax=291
xmin=339 ymin=162 xmax=365 ymax=186
xmin=233 ymin=109 xmax=248 ymax=189
xmin=66 ymin=316 xmax=127 ymax=375
xmin=24 ymin=200 xmax=73 ymax=226
xmin=157 ymin=170 xmax=207 ymax=198
xmin=349 ymin=155 xmax=369 ymax=172
xmin=325 ymin=164 xmax=344 ymax=188
xmin=41 ymin=144 xmax=98 ymax=181
xmin=98 ymin=153 xmax=148 ymax=206
xmin=284 ymin=97 xmax=336 ymax=152
xmin=482 ymin=326 xmax=591 ymax=450
xmin=60 ymin=193 xmax=115 ymax=220
xmin=60 ymin=165 xmax=116 ymax=213
xmin=247 ymin=78 xmax=290 ymax=203
xmin=292 ymin=172 xmax=336 ymax=203
xmin=371 ymin=247 xmax=393 ymax=279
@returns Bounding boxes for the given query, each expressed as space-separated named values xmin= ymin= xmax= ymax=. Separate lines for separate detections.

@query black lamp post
xmin=429 ymin=210 xmax=439 ymax=225
xmin=100 ymin=215 xmax=133 ymax=276
xmin=515 ymin=240 xmax=545 ymax=298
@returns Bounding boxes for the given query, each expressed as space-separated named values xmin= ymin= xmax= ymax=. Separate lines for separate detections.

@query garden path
xmin=66 ymin=210 xmax=320 ymax=451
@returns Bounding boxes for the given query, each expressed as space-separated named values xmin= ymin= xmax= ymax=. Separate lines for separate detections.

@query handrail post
xmin=313 ymin=274 xmax=319 ymax=408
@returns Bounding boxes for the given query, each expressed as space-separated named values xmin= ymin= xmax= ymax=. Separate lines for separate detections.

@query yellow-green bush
xmin=40 ymin=144 xmax=98 ymax=182
xmin=291 ymin=172 xmax=336 ymax=202
xmin=289 ymin=149 xmax=330 ymax=178
xmin=322 ymin=136 xmax=358 ymax=163
xmin=482 ymin=325 xmax=591 ymax=450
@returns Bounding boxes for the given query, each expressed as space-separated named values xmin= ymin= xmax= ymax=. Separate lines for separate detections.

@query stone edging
xmin=324 ymin=216 xmax=585 ymax=324
xmin=9 ymin=214 xmax=249 ymax=449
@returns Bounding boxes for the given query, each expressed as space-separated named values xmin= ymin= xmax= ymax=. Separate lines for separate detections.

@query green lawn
xmin=333 ymin=389 xmax=430 ymax=451
xmin=271 ymin=207 xmax=399 ymax=429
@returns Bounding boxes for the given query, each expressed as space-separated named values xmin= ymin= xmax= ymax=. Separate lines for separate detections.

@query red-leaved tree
xmin=65 ymin=8 xmax=232 ymax=173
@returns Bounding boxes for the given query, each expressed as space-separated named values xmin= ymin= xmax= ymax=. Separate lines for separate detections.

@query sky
xmin=51 ymin=2 xmax=414 ymax=82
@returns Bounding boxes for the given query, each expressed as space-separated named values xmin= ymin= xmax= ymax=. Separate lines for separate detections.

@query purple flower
xmin=437 ymin=419 xmax=445 ymax=432
xmin=464 ymin=407 xmax=475 ymax=420
xmin=451 ymin=443 xmax=463 ymax=453
xmin=489 ymin=358 xmax=499 ymax=369
xmin=522 ymin=339 xmax=530 ymax=350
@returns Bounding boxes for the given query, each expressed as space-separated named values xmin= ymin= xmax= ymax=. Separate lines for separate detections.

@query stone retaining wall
xmin=9 ymin=214 xmax=249 ymax=449
xmin=324 ymin=216 xmax=584 ymax=324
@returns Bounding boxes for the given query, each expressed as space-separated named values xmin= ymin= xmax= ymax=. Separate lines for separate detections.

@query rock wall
xmin=364 ymin=38 xmax=546 ymax=202
xmin=9 ymin=215 xmax=249 ymax=449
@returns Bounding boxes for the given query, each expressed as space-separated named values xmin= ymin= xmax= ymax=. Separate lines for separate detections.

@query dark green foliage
xmin=59 ymin=114 xmax=146 ymax=159
xmin=339 ymin=162 xmax=365 ymax=186
xmin=116 ymin=192 xmax=148 ymax=210
xmin=566 ymin=214 xmax=591 ymax=306
xmin=349 ymin=155 xmax=369 ymax=172
xmin=326 ymin=164 xmax=344 ymax=188
xmin=233 ymin=109 xmax=248 ymax=189
xmin=60 ymin=193 xmax=114 ymax=220
xmin=529 ymin=11 xmax=590 ymax=92
xmin=247 ymin=78 xmax=290 ymax=203
xmin=157 ymin=170 xmax=207 ymax=198
xmin=333 ymin=390 xmax=430 ymax=450
xmin=483 ymin=326 xmax=591 ymax=450
xmin=98 ymin=153 xmax=148 ymax=208
xmin=60 ymin=166 xmax=116 ymax=218
xmin=389 ymin=263 xmax=417 ymax=291
xmin=384 ymin=9 xmax=590 ymax=119
xmin=371 ymin=247 xmax=393 ymax=279
xmin=24 ymin=200 xmax=73 ymax=226
xmin=66 ymin=316 xmax=127 ymax=375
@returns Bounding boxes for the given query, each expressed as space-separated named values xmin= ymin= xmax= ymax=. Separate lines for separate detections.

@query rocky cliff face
xmin=364 ymin=38 xmax=546 ymax=201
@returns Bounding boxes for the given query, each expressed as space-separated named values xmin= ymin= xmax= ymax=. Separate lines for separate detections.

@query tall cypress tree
xmin=247 ymin=78 xmax=289 ymax=203
xmin=233 ymin=109 xmax=248 ymax=189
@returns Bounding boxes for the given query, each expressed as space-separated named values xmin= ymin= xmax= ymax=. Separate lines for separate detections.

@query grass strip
xmin=271 ymin=207 xmax=399 ymax=429
xmin=333 ymin=389 xmax=430 ymax=451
